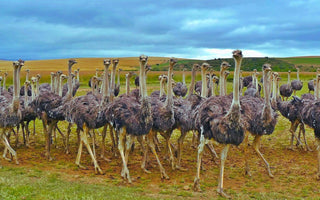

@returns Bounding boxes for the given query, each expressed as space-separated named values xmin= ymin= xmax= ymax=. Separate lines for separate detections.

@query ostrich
xmin=20 ymin=70 xmax=32 ymax=96
xmin=144 ymin=58 xmax=177 ymax=170
xmin=223 ymin=70 xmax=230 ymax=96
xmin=134 ymin=75 xmax=139 ymax=89
xmin=106 ymin=55 xmax=169 ymax=183
xmin=241 ymin=64 xmax=278 ymax=177
xmin=114 ymin=68 xmax=122 ymax=97
xmin=32 ymin=59 xmax=77 ymax=160
xmin=308 ymin=79 xmax=315 ymax=93
xmin=244 ymin=69 xmax=260 ymax=97
xmin=124 ymin=72 xmax=136 ymax=96
xmin=173 ymin=67 xmax=188 ymax=97
xmin=193 ymin=50 xmax=245 ymax=198
xmin=219 ymin=61 xmax=231 ymax=96
xmin=0 ymin=60 xmax=24 ymax=166
xmin=280 ymin=71 xmax=293 ymax=100
xmin=109 ymin=59 xmax=119 ymax=101
xmin=291 ymin=66 xmax=303 ymax=96
xmin=300 ymin=74 xmax=320 ymax=178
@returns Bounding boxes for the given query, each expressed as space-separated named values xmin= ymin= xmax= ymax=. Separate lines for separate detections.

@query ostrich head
xmin=126 ymin=71 xmax=136 ymax=79
xmin=68 ymin=59 xmax=77 ymax=66
xmin=224 ymin=71 xmax=230 ymax=77
xmin=50 ymin=72 xmax=55 ymax=77
xmin=56 ymin=71 xmax=63 ymax=77
xmin=263 ymin=64 xmax=272 ymax=72
xmin=104 ymin=59 xmax=111 ymax=66
xmin=61 ymin=74 xmax=68 ymax=81
xmin=31 ymin=77 xmax=37 ymax=84
xmin=145 ymin=64 xmax=152 ymax=72
xmin=36 ymin=74 xmax=41 ymax=81
xmin=26 ymin=69 xmax=30 ymax=73
xmin=213 ymin=76 xmax=219 ymax=83
xmin=113 ymin=59 xmax=119 ymax=65
xmin=24 ymin=80 xmax=30 ymax=87
xmin=201 ymin=63 xmax=210 ymax=71
xmin=288 ymin=70 xmax=291 ymax=74
xmin=139 ymin=55 xmax=148 ymax=65
xmin=232 ymin=50 xmax=243 ymax=62
xmin=4 ymin=72 xmax=8 ymax=77
xmin=192 ymin=64 xmax=200 ymax=70
xmin=221 ymin=61 xmax=231 ymax=71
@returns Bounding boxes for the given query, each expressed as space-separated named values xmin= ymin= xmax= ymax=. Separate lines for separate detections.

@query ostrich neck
xmin=117 ymin=70 xmax=120 ymax=85
xmin=125 ymin=76 xmax=130 ymax=95
xmin=316 ymin=77 xmax=320 ymax=100
xmin=26 ymin=72 xmax=29 ymax=81
xmin=24 ymin=84 xmax=29 ymax=108
xmin=297 ymin=69 xmax=300 ymax=81
xmin=254 ymin=75 xmax=258 ymax=90
xmin=201 ymin=68 xmax=207 ymax=98
xmin=263 ymin=71 xmax=271 ymax=108
xmin=102 ymin=65 xmax=110 ymax=100
xmin=211 ymin=81 xmax=216 ymax=97
xmin=271 ymin=75 xmax=277 ymax=102
xmin=50 ymin=75 xmax=54 ymax=92
xmin=67 ymin=64 xmax=73 ymax=98
xmin=0 ymin=80 xmax=2 ymax=95
xmin=187 ymin=67 xmax=197 ymax=97
xmin=31 ymin=83 xmax=36 ymax=101
xmin=140 ymin=62 xmax=147 ymax=99
xmin=182 ymin=69 xmax=186 ymax=84
xmin=231 ymin=59 xmax=241 ymax=107
xmin=3 ymin=76 xmax=6 ymax=90
xmin=224 ymin=74 xmax=228 ymax=95
xmin=36 ymin=80 xmax=40 ymax=96
xmin=208 ymin=73 xmax=213 ymax=97
xmin=166 ymin=66 xmax=174 ymax=109
xmin=59 ymin=77 xmax=64 ymax=97
xmin=77 ymin=70 xmax=79 ymax=81
xmin=219 ymin=69 xmax=225 ymax=96
xmin=12 ymin=65 xmax=19 ymax=111
xmin=110 ymin=63 xmax=117 ymax=98
xmin=54 ymin=76 xmax=58 ymax=94
xmin=159 ymin=78 xmax=164 ymax=97
xmin=287 ymin=73 xmax=291 ymax=84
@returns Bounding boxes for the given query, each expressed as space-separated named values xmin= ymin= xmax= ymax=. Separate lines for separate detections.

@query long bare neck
xmin=50 ymin=75 xmax=54 ymax=92
xmin=316 ymin=77 xmax=320 ymax=100
xmin=3 ymin=76 xmax=6 ymax=90
xmin=12 ymin=65 xmax=19 ymax=110
xmin=31 ymin=83 xmax=36 ymax=101
xmin=140 ymin=63 xmax=147 ymax=99
xmin=125 ymin=75 xmax=130 ymax=95
xmin=263 ymin=71 xmax=271 ymax=108
xmin=67 ymin=64 xmax=73 ymax=98
xmin=254 ymin=74 xmax=258 ymax=90
xmin=0 ymin=80 xmax=2 ymax=95
xmin=110 ymin=63 xmax=117 ymax=96
xmin=159 ymin=78 xmax=165 ymax=97
xmin=102 ymin=65 xmax=110 ymax=100
xmin=59 ymin=77 xmax=64 ymax=97
xmin=287 ymin=72 xmax=291 ymax=84
xmin=182 ymin=69 xmax=186 ymax=84
xmin=208 ymin=73 xmax=213 ymax=97
xmin=187 ymin=67 xmax=197 ymax=97
xmin=231 ymin=59 xmax=241 ymax=108
xmin=54 ymin=76 xmax=58 ymax=94
xmin=271 ymin=75 xmax=277 ymax=103
xmin=211 ymin=80 xmax=216 ymax=97
xmin=26 ymin=71 xmax=29 ymax=81
xmin=166 ymin=66 xmax=174 ymax=108
xmin=224 ymin=74 xmax=228 ymax=95
xmin=24 ymin=84 xmax=29 ymax=108
xmin=296 ymin=68 xmax=300 ymax=81
xmin=77 ymin=70 xmax=80 ymax=81
xmin=219 ymin=69 xmax=225 ymax=96
xmin=201 ymin=69 xmax=207 ymax=98
xmin=117 ymin=70 xmax=120 ymax=85
xmin=36 ymin=79 xmax=40 ymax=96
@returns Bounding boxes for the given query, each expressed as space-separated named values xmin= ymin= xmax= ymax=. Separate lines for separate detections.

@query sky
xmin=1 ymin=0 xmax=320 ymax=60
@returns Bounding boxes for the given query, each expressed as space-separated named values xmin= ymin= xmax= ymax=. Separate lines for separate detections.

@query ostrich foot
xmin=217 ymin=188 xmax=231 ymax=199
xmin=100 ymin=155 xmax=112 ymax=162
xmin=306 ymin=146 xmax=313 ymax=152
xmin=160 ymin=168 xmax=169 ymax=180
xmin=142 ymin=167 xmax=151 ymax=174
xmin=175 ymin=165 xmax=187 ymax=171
xmin=3 ymin=155 xmax=12 ymax=162
xmin=121 ymin=167 xmax=132 ymax=183
xmin=245 ymin=168 xmax=252 ymax=177
xmin=94 ymin=166 xmax=104 ymax=175
xmin=193 ymin=178 xmax=202 ymax=192
xmin=77 ymin=164 xmax=88 ymax=170
xmin=267 ymin=170 xmax=274 ymax=178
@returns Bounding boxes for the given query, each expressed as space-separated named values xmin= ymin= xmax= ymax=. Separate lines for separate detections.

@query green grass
xmin=0 ymin=167 xmax=156 ymax=200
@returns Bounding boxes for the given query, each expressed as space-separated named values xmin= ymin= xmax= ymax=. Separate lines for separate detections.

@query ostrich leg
xmin=176 ymin=130 xmax=188 ymax=170
xmin=299 ymin=123 xmax=312 ymax=151
xmin=289 ymin=120 xmax=302 ymax=150
xmin=217 ymin=144 xmax=231 ymax=199
xmin=118 ymin=128 xmax=132 ymax=183
xmin=252 ymin=135 xmax=274 ymax=177
xmin=1 ymin=130 xmax=19 ymax=164
xmin=100 ymin=124 xmax=111 ymax=162
xmin=317 ymin=138 xmax=320 ymax=179
xmin=243 ymin=132 xmax=252 ymax=176
xmin=81 ymin=125 xmax=103 ymax=174
xmin=193 ymin=132 xmax=206 ymax=192
xmin=145 ymin=130 xmax=169 ymax=179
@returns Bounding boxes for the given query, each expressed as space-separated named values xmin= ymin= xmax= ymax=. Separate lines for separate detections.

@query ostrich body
xmin=244 ymin=69 xmax=260 ymax=97
xmin=106 ymin=55 xmax=167 ymax=183
xmin=280 ymin=71 xmax=293 ymax=100
xmin=241 ymin=64 xmax=278 ymax=177
xmin=291 ymin=67 xmax=303 ymax=96
xmin=173 ymin=68 xmax=188 ymax=97
xmin=0 ymin=60 xmax=24 ymax=166
xmin=145 ymin=58 xmax=177 ymax=171
xmin=193 ymin=50 xmax=245 ymax=198
xmin=308 ymin=79 xmax=314 ymax=93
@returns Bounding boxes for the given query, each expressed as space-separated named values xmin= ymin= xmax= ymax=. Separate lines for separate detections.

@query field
xmin=1 ymin=58 xmax=320 ymax=199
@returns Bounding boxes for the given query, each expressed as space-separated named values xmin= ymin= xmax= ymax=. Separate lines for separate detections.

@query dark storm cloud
xmin=1 ymin=0 xmax=320 ymax=60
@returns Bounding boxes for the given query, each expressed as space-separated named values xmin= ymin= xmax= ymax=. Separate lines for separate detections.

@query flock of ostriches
xmin=0 ymin=51 xmax=320 ymax=198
